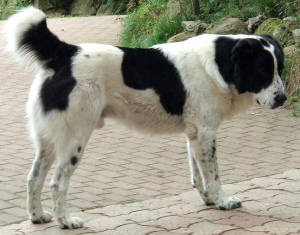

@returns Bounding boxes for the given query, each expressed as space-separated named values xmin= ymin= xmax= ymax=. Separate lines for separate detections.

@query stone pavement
xmin=0 ymin=15 xmax=300 ymax=234
xmin=3 ymin=169 xmax=300 ymax=235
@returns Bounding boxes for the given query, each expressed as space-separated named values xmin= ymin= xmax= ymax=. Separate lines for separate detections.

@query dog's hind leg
xmin=50 ymin=125 xmax=96 ymax=229
xmin=27 ymin=131 xmax=55 ymax=224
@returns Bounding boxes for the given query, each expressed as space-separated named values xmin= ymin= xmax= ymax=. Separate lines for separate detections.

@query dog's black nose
xmin=274 ymin=94 xmax=287 ymax=107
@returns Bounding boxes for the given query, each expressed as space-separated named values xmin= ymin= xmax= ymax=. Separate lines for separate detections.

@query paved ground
xmin=0 ymin=15 xmax=300 ymax=234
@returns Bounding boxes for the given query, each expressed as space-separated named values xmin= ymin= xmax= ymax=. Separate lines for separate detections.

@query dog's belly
xmin=103 ymin=88 xmax=185 ymax=135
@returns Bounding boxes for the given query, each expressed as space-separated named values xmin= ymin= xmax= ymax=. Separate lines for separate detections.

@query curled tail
xmin=4 ymin=7 xmax=78 ymax=71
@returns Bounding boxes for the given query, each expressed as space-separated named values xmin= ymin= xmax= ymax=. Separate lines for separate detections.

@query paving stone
xmin=247 ymin=221 xmax=300 ymax=235
xmin=263 ymin=192 xmax=300 ymax=207
xmin=100 ymin=223 xmax=162 ymax=235
xmin=116 ymin=208 xmax=173 ymax=223
xmin=142 ymin=215 xmax=202 ymax=230
xmin=222 ymin=229 xmax=270 ymax=235
xmin=87 ymin=204 xmax=144 ymax=216
xmin=214 ymin=214 xmax=276 ymax=228
xmin=85 ymin=216 xmax=134 ymax=232
xmin=267 ymin=181 xmax=300 ymax=192
xmin=172 ymin=221 xmax=238 ymax=234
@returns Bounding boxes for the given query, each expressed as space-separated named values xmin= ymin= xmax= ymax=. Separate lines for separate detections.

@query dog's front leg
xmin=187 ymin=125 xmax=241 ymax=210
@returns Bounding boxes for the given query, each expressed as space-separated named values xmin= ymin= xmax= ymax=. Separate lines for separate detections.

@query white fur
xmin=4 ymin=7 xmax=47 ymax=71
xmin=5 ymin=7 xmax=286 ymax=229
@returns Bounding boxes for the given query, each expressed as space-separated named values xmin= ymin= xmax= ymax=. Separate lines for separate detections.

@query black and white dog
xmin=5 ymin=7 xmax=287 ymax=229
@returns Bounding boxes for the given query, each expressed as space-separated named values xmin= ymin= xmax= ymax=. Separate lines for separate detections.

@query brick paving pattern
xmin=0 ymin=15 xmax=300 ymax=234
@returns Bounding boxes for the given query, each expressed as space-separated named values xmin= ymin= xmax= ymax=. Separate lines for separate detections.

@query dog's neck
xmin=222 ymin=85 xmax=255 ymax=120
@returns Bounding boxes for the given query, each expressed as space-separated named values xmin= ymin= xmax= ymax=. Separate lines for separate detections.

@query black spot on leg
xmin=32 ymin=213 xmax=36 ymax=216
xmin=33 ymin=162 xmax=41 ymax=177
xmin=210 ymin=170 xmax=213 ymax=173
xmin=71 ymin=156 xmax=78 ymax=165
xmin=78 ymin=146 xmax=82 ymax=153
xmin=192 ymin=184 xmax=196 ymax=188
xmin=215 ymin=174 xmax=219 ymax=180
xmin=84 ymin=54 xmax=90 ymax=58
xmin=204 ymin=191 xmax=209 ymax=197
xmin=212 ymin=140 xmax=216 ymax=158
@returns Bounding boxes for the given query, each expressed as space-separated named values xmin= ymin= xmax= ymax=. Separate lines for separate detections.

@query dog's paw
xmin=31 ymin=211 xmax=53 ymax=224
xmin=216 ymin=196 xmax=242 ymax=210
xmin=58 ymin=217 xmax=83 ymax=229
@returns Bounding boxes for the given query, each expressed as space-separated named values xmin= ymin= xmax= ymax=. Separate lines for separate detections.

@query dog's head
xmin=231 ymin=35 xmax=286 ymax=109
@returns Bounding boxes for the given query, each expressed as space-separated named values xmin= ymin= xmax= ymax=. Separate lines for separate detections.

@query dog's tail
xmin=4 ymin=7 xmax=78 ymax=71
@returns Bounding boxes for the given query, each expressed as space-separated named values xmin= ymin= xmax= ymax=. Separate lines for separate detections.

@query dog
xmin=4 ymin=7 xmax=286 ymax=229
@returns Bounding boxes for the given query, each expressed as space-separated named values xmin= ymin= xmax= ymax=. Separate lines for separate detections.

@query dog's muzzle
xmin=272 ymin=94 xmax=287 ymax=109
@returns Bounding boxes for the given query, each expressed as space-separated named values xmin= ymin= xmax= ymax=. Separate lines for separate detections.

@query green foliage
xmin=246 ymin=0 xmax=299 ymax=18
xmin=0 ymin=0 xmax=33 ymax=19
xmin=197 ymin=0 xmax=300 ymax=24
xmin=198 ymin=0 xmax=258 ymax=23
xmin=121 ymin=0 xmax=183 ymax=48
xmin=283 ymin=51 xmax=300 ymax=116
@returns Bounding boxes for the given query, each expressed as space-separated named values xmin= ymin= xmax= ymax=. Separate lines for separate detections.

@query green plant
xmin=245 ymin=0 xmax=300 ymax=18
xmin=283 ymin=52 xmax=300 ymax=116
xmin=121 ymin=0 xmax=183 ymax=48
xmin=0 ymin=0 xmax=33 ymax=20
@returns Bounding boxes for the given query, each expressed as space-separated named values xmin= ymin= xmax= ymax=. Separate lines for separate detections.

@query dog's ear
xmin=231 ymin=39 xmax=253 ymax=64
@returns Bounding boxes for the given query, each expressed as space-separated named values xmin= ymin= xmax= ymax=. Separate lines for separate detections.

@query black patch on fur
xmin=78 ymin=146 xmax=82 ymax=153
xmin=84 ymin=54 xmax=90 ymax=58
xmin=20 ymin=19 xmax=79 ymax=113
xmin=41 ymin=73 xmax=77 ymax=113
xmin=215 ymin=37 xmax=277 ymax=94
xmin=32 ymin=213 xmax=36 ymax=216
xmin=118 ymin=47 xmax=186 ymax=115
xmin=260 ymin=38 xmax=269 ymax=47
xmin=71 ymin=156 xmax=78 ymax=166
